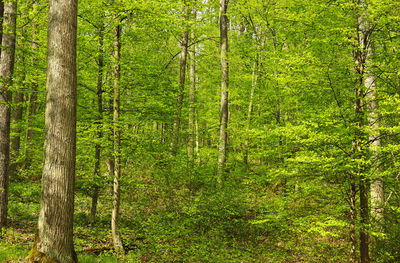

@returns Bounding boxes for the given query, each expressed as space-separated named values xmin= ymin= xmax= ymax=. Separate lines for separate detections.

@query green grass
xmin=78 ymin=254 xmax=119 ymax=263
xmin=0 ymin=243 xmax=29 ymax=262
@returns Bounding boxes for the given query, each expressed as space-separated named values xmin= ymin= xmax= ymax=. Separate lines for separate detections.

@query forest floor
xmin=0 ymin=170 xmax=348 ymax=262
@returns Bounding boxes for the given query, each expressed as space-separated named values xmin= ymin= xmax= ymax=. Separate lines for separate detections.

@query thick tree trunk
xmin=27 ymin=0 xmax=78 ymax=262
xmin=172 ymin=0 xmax=190 ymax=155
xmin=0 ymin=1 xmax=16 ymax=230
xmin=91 ymin=25 xmax=104 ymax=224
xmin=0 ymin=1 xmax=3 ymax=56
xmin=111 ymin=23 xmax=124 ymax=253
xmin=217 ymin=0 xmax=229 ymax=182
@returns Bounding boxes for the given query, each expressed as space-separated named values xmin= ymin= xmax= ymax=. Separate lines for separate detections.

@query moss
xmin=25 ymin=232 xmax=58 ymax=263
xmin=27 ymin=246 xmax=58 ymax=263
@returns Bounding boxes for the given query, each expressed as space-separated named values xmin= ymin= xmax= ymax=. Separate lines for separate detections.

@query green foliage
xmin=3 ymin=0 xmax=400 ymax=262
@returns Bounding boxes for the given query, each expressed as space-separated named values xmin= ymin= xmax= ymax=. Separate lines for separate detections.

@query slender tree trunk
xmin=9 ymin=84 xmax=24 ymax=179
xmin=0 ymin=1 xmax=16 ymax=230
xmin=28 ymin=0 xmax=78 ymax=262
xmin=217 ymin=0 xmax=229 ymax=182
xmin=352 ymin=60 xmax=369 ymax=263
xmin=365 ymin=51 xmax=384 ymax=255
xmin=362 ymin=8 xmax=384 ymax=237
xmin=91 ymin=25 xmax=104 ymax=223
xmin=188 ymin=7 xmax=197 ymax=161
xmin=244 ymin=56 xmax=260 ymax=165
xmin=172 ymin=0 xmax=190 ymax=154
xmin=111 ymin=23 xmax=124 ymax=253
xmin=355 ymin=1 xmax=372 ymax=261
xmin=195 ymin=115 xmax=199 ymax=163
xmin=24 ymin=0 xmax=39 ymax=171
xmin=349 ymin=172 xmax=357 ymax=263
xmin=106 ymin=97 xmax=115 ymax=181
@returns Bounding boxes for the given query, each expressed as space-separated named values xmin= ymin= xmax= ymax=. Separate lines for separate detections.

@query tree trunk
xmin=355 ymin=1 xmax=373 ymax=261
xmin=349 ymin=172 xmax=357 ymax=263
xmin=111 ymin=23 xmax=124 ymax=253
xmin=352 ymin=63 xmax=369 ymax=263
xmin=195 ymin=115 xmax=199 ymax=163
xmin=0 ymin=1 xmax=4 ymax=57
xmin=172 ymin=0 xmax=190 ymax=155
xmin=188 ymin=7 xmax=197 ymax=161
xmin=0 ymin=0 xmax=16 ymax=230
xmin=27 ymin=0 xmax=78 ymax=262
xmin=217 ymin=0 xmax=229 ymax=182
xmin=244 ymin=57 xmax=260 ymax=165
xmin=9 ymin=88 xmax=24 ymax=179
xmin=91 ymin=25 xmax=104 ymax=224
xmin=361 ymin=3 xmax=384 ymax=237
xmin=24 ymin=0 xmax=39 ymax=171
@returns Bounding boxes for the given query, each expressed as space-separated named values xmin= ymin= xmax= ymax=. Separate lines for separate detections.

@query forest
xmin=0 ymin=0 xmax=399 ymax=262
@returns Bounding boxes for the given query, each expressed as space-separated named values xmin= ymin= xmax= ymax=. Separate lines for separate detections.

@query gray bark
xmin=111 ymin=23 xmax=124 ymax=253
xmin=355 ymin=1 xmax=372 ymax=261
xmin=172 ymin=0 xmax=190 ymax=155
xmin=91 ymin=25 xmax=104 ymax=224
xmin=9 ymin=88 xmax=23 ymax=179
xmin=0 ymin=1 xmax=3 ymax=57
xmin=362 ymin=9 xmax=384 ymax=232
xmin=217 ymin=0 xmax=229 ymax=182
xmin=24 ymin=0 xmax=39 ymax=171
xmin=188 ymin=8 xmax=197 ymax=161
xmin=0 ymin=0 xmax=16 ymax=230
xmin=28 ymin=0 xmax=78 ymax=261
xmin=244 ymin=57 xmax=260 ymax=165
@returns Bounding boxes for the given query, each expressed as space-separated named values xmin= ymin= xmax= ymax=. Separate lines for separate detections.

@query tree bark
xmin=0 ymin=0 xmax=16 ymax=230
xmin=27 ymin=0 xmax=78 ymax=262
xmin=362 ymin=4 xmax=384 ymax=234
xmin=217 ymin=0 xmax=229 ymax=182
xmin=354 ymin=1 xmax=372 ymax=261
xmin=349 ymin=172 xmax=357 ymax=263
xmin=91 ymin=25 xmax=104 ymax=224
xmin=244 ymin=56 xmax=260 ymax=165
xmin=111 ymin=23 xmax=124 ymax=253
xmin=24 ymin=0 xmax=39 ymax=171
xmin=0 ymin=1 xmax=4 ymax=57
xmin=9 ymin=85 xmax=24 ymax=179
xmin=188 ymin=7 xmax=197 ymax=161
xmin=172 ymin=0 xmax=190 ymax=155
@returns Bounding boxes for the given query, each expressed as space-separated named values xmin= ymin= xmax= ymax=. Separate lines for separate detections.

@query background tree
xmin=0 ymin=0 xmax=17 ymax=230
xmin=217 ymin=0 xmax=229 ymax=181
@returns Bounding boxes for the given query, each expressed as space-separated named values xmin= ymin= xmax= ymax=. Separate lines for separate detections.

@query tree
xmin=188 ymin=6 xmax=197 ymax=161
xmin=111 ymin=21 xmax=124 ymax=253
xmin=172 ymin=0 xmax=190 ymax=155
xmin=27 ymin=0 xmax=78 ymax=261
xmin=24 ymin=0 xmax=40 ymax=171
xmin=91 ymin=22 xmax=104 ymax=223
xmin=0 ymin=0 xmax=17 ymax=230
xmin=217 ymin=0 xmax=229 ymax=182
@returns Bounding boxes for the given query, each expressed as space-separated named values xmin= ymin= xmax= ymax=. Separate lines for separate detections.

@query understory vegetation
xmin=2 ymin=162 xmax=349 ymax=262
